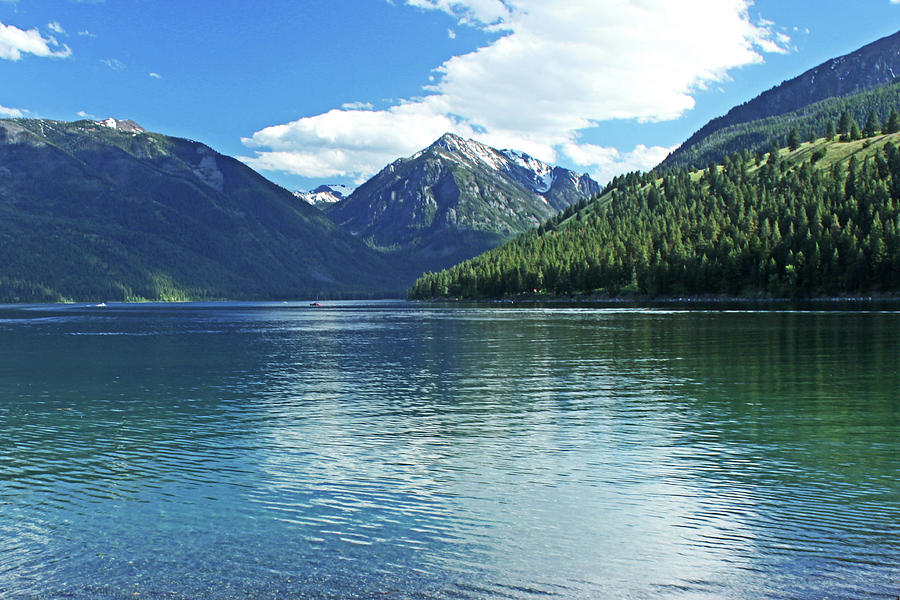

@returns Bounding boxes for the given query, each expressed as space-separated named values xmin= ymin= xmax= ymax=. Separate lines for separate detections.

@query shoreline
xmin=418 ymin=292 xmax=900 ymax=306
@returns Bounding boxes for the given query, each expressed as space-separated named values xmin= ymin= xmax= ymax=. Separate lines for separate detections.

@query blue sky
xmin=2 ymin=1 xmax=899 ymax=191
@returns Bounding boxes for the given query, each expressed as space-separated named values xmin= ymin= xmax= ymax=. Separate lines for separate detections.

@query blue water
xmin=0 ymin=301 xmax=898 ymax=599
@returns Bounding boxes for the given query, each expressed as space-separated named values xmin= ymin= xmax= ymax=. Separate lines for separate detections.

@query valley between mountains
xmin=3 ymin=30 xmax=900 ymax=302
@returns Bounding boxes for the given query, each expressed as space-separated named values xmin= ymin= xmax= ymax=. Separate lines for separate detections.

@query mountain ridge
xmin=326 ymin=133 xmax=600 ymax=274
xmin=294 ymin=184 xmax=355 ymax=208
xmin=662 ymin=29 xmax=900 ymax=170
xmin=411 ymin=128 xmax=900 ymax=300
xmin=0 ymin=118 xmax=400 ymax=301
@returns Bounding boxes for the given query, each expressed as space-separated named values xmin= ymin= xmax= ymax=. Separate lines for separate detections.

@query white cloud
xmin=447 ymin=28 xmax=456 ymax=39
xmin=563 ymin=142 xmax=677 ymax=185
xmin=406 ymin=0 xmax=512 ymax=27
xmin=340 ymin=101 xmax=373 ymax=110
xmin=78 ymin=29 xmax=96 ymax=38
xmin=241 ymin=99 xmax=479 ymax=182
xmin=242 ymin=0 xmax=788 ymax=183
xmin=0 ymin=103 xmax=26 ymax=117
xmin=101 ymin=57 xmax=125 ymax=71
xmin=149 ymin=71 xmax=162 ymax=79
xmin=47 ymin=21 xmax=66 ymax=35
xmin=76 ymin=110 xmax=94 ymax=118
xmin=0 ymin=20 xmax=72 ymax=61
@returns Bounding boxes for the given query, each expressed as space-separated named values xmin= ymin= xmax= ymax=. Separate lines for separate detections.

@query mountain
xmin=662 ymin=29 xmax=900 ymax=170
xmin=294 ymin=184 xmax=355 ymax=208
xmin=0 ymin=118 xmax=400 ymax=302
xmin=659 ymin=81 xmax=900 ymax=172
xmin=410 ymin=33 xmax=900 ymax=301
xmin=325 ymin=133 xmax=600 ymax=273
xmin=411 ymin=129 xmax=900 ymax=300
xmin=97 ymin=117 xmax=146 ymax=133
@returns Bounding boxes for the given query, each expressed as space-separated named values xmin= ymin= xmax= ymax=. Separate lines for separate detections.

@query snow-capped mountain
xmin=293 ymin=184 xmax=355 ymax=208
xmin=421 ymin=133 xmax=599 ymax=210
xmin=96 ymin=118 xmax=146 ymax=133
xmin=325 ymin=133 xmax=600 ymax=274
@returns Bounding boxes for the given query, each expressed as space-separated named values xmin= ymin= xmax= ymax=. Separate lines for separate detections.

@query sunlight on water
xmin=0 ymin=302 xmax=898 ymax=599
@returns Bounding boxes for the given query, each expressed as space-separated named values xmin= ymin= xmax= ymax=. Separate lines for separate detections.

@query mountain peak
xmin=432 ymin=132 xmax=469 ymax=151
xmin=293 ymin=183 xmax=355 ymax=208
xmin=326 ymin=134 xmax=600 ymax=274
xmin=96 ymin=118 xmax=146 ymax=133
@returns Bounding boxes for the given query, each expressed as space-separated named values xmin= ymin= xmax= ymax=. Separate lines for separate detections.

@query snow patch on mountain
xmin=96 ymin=118 xmax=146 ymax=133
xmin=502 ymin=149 xmax=556 ymax=193
xmin=294 ymin=184 xmax=355 ymax=207
xmin=433 ymin=133 xmax=509 ymax=172
xmin=429 ymin=133 xmax=565 ymax=195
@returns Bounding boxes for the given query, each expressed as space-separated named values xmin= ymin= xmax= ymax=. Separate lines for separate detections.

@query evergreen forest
xmin=410 ymin=127 xmax=900 ymax=300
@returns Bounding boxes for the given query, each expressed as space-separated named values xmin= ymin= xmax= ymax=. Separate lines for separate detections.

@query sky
xmin=1 ymin=1 xmax=899 ymax=192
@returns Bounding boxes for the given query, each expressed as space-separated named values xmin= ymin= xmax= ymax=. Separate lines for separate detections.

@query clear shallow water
xmin=0 ymin=301 xmax=897 ymax=599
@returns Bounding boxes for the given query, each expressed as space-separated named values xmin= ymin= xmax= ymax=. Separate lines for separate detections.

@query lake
xmin=0 ymin=301 xmax=897 ymax=599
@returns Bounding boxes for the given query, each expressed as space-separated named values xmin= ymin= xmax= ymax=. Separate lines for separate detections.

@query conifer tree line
xmin=410 ymin=131 xmax=900 ymax=300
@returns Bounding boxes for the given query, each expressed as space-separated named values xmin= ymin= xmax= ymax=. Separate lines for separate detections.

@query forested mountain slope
xmin=661 ymin=29 xmax=900 ymax=171
xmin=659 ymin=81 xmax=900 ymax=172
xmin=411 ymin=130 xmax=900 ymax=299
xmin=0 ymin=118 xmax=399 ymax=302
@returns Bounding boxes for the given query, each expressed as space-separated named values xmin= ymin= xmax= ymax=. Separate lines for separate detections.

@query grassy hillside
xmin=410 ymin=130 xmax=900 ymax=300
xmin=661 ymin=29 xmax=900 ymax=171
xmin=659 ymin=81 xmax=900 ymax=172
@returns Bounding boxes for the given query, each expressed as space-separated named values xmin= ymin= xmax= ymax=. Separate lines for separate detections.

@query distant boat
xmin=95 ymin=302 xmax=107 ymax=308
xmin=309 ymin=302 xmax=322 ymax=307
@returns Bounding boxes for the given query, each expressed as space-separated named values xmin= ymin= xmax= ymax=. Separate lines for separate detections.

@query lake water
xmin=0 ymin=301 xmax=897 ymax=599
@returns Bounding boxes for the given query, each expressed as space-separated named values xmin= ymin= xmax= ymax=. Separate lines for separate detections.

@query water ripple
xmin=1 ymin=302 xmax=897 ymax=599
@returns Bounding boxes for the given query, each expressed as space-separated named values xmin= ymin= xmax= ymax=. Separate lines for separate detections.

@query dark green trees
xmin=864 ymin=110 xmax=881 ymax=137
xmin=839 ymin=110 xmax=852 ymax=138
xmin=788 ymin=128 xmax=801 ymax=151
xmin=410 ymin=139 xmax=900 ymax=300
xmin=886 ymin=109 xmax=900 ymax=134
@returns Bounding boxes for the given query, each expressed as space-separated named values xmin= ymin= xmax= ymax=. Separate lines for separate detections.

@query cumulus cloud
xmin=0 ymin=104 xmax=27 ymax=117
xmin=242 ymin=99 xmax=479 ymax=182
xmin=76 ymin=110 xmax=94 ymax=118
xmin=149 ymin=71 xmax=162 ymax=79
xmin=0 ymin=20 xmax=72 ymax=61
xmin=242 ymin=0 xmax=788 ymax=183
xmin=563 ymin=142 xmax=677 ymax=185
xmin=47 ymin=21 xmax=66 ymax=35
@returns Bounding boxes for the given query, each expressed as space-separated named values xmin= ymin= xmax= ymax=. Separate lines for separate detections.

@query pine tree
xmin=768 ymin=142 xmax=780 ymax=165
xmin=886 ymin=109 xmax=900 ymax=134
xmin=848 ymin=118 xmax=862 ymax=142
xmin=864 ymin=110 xmax=880 ymax=138
xmin=788 ymin=128 xmax=801 ymax=151
xmin=825 ymin=121 xmax=836 ymax=141
xmin=838 ymin=110 xmax=852 ymax=137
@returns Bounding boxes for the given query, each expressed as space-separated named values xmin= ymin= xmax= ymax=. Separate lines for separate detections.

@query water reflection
xmin=0 ymin=303 xmax=897 ymax=599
